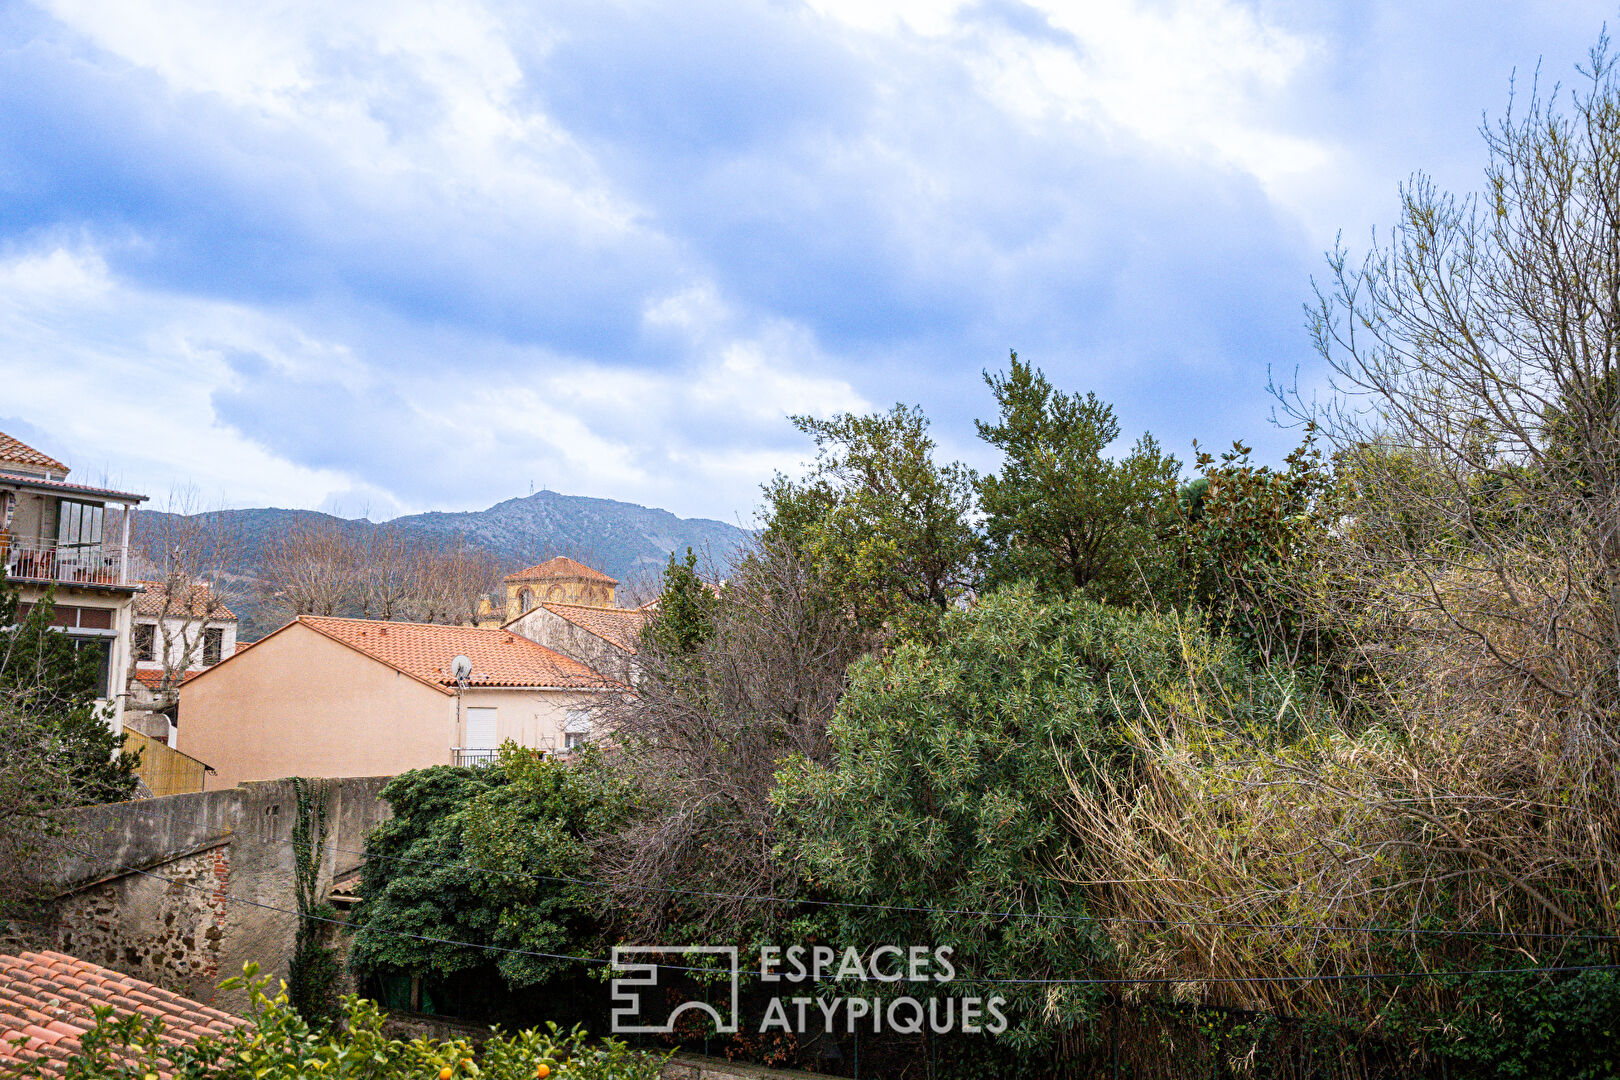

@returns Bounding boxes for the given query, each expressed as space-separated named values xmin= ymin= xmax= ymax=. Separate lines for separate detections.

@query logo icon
xmin=610 ymin=946 xmax=739 ymax=1035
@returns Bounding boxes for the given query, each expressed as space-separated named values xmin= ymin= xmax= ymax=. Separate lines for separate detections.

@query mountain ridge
xmin=133 ymin=490 xmax=754 ymax=640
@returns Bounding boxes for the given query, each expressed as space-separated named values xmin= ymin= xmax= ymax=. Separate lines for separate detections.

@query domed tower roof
xmin=503 ymin=555 xmax=617 ymax=585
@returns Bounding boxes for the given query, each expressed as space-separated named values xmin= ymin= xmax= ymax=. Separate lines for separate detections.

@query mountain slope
xmin=134 ymin=491 xmax=753 ymax=640
xmin=392 ymin=491 xmax=751 ymax=585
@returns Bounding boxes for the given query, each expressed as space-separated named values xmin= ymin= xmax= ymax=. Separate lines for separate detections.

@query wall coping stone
xmin=36 ymin=776 xmax=394 ymax=896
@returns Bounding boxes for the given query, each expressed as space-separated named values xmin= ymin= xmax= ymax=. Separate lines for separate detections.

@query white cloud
xmin=639 ymin=282 xmax=869 ymax=423
xmin=12 ymin=0 xmax=1530 ymax=523
xmin=0 ymin=239 xmax=867 ymax=519
xmin=0 ymin=244 xmax=360 ymax=507
xmin=808 ymin=0 xmax=1332 ymax=210
xmin=803 ymin=0 xmax=970 ymax=36
xmin=36 ymin=0 xmax=641 ymax=241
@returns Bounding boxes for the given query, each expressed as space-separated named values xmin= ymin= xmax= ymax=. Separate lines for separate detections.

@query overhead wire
xmin=54 ymin=841 xmax=1620 ymax=989
xmin=293 ymin=837 xmax=1619 ymax=944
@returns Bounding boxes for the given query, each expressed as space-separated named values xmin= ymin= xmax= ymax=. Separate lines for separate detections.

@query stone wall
xmin=51 ymin=846 xmax=230 ymax=996
xmin=4 ymin=775 xmax=391 ymax=1010
xmin=662 ymin=1055 xmax=822 ymax=1080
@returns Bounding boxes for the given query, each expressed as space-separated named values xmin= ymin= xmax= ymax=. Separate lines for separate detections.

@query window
xmin=16 ymin=604 xmax=112 ymax=630
xmin=55 ymin=500 xmax=105 ymax=550
xmin=563 ymin=709 xmax=591 ymax=751
xmin=133 ymin=623 xmax=155 ymax=662
xmin=66 ymin=635 xmax=113 ymax=698
xmin=55 ymin=500 xmax=107 ymax=581
xmin=464 ymin=707 xmax=498 ymax=750
xmin=202 ymin=626 xmax=224 ymax=666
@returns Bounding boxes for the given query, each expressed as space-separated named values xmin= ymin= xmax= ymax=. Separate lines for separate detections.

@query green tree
xmin=1173 ymin=430 xmax=1336 ymax=664
xmin=642 ymin=547 xmax=717 ymax=659
xmin=350 ymin=747 xmax=633 ymax=1016
xmin=773 ymin=586 xmax=1236 ymax=1057
xmin=764 ymin=405 xmax=978 ymax=637
xmin=976 ymin=353 xmax=1181 ymax=604
xmin=0 ymin=573 xmax=136 ymax=804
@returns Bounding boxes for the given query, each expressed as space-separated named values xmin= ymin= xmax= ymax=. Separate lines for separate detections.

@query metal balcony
xmin=2 ymin=536 xmax=128 ymax=588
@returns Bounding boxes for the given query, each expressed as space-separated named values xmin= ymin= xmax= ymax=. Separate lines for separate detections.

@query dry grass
xmin=1059 ymin=585 xmax=1620 ymax=1028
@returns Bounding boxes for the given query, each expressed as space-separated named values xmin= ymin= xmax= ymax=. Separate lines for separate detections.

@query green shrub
xmin=4 ymin=963 xmax=666 ymax=1080
xmin=350 ymin=748 xmax=633 ymax=1003
xmin=1387 ymin=964 xmax=1620 ymax=1079
xmin=772 ymin=585 xmax=1258 ymax=1058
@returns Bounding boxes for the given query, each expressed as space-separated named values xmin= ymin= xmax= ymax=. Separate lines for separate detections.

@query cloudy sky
xmin=0 ymin=0 xmax=1609 ymax=524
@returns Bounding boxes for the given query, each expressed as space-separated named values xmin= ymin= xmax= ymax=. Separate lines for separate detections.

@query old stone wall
xmin=214 ymin=777 xmax=390 ymax=1011
xmin=33 ymin=846 xmax=229 ymax=998
xmin=7 ymin=775 xmax=391 ymax=1010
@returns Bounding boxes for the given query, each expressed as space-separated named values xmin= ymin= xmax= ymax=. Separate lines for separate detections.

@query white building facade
xmin=0 ymin=432 xmax=147 ymax=734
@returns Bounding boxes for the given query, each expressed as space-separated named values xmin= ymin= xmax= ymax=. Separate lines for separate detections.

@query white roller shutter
xmin=465 ymin=707 xmax=498 ymax=750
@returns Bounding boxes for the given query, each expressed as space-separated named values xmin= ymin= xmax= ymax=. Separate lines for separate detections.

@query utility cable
xmin=295 ymin=837 xmax=1619 ymax=944
xmin=54 ymin=841 xmax=1620 ymax=989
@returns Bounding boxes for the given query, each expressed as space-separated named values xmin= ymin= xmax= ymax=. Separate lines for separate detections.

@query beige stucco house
xmin=177 ymin=616 xmax=608 ymax=789
xmin=0 ymin=431 xmax=147 ymax=734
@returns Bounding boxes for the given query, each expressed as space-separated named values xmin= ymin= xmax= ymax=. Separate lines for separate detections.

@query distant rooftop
xmin=504 ymin=555 xmax=618 ymax=585
xmin=526 ymin=601 xmax=651 ymax=653
xmin=135 ymin=579 xmax=238 ymax=620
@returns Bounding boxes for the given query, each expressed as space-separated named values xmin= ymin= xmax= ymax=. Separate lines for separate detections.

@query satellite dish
xmin=450 ymin=655 xmax=473 ymax=683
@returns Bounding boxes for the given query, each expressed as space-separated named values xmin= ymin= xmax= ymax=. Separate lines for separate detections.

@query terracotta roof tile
xmin=503 ymin=555 xmax=617 ymax=585
xmin=532 ymin=602 xmax=651 ymax=653
xmin=134 ymin=580 xmax=237 ymax=620
xmin=132 ymin=668 xmax=167 ymax=690
xmin=0 ymin=470 xmax=145 ymax=503
xmin=132 ymin=666 xmax=204 ymax=691
xmin=297 ymin=616 xmax=604 ymax=691
xmin=0 ymin=950 xmax=246 ymax=1076
xmin=0 ymin=432 xmax=68 ymax=474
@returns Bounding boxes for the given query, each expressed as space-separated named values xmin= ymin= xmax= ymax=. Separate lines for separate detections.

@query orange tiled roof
xmin=535 ymin=602 xmax=651 ymax=653
xmin=131 ymin=667 xmax=203 ymax=689
xmin=135 ymin=580 xmax=238 ymax=620
xmin=504 ymin=555 xmax=617 ymax=585
xmin=0 ymin=472 xmax=145 ymax=503
xmin=0 ymin=950 xmax=245 ymax=1076
xmin=0 ymin=432 xmax=68 ymax=475
xmin=298 ymin=615 xmax=603 ymax=691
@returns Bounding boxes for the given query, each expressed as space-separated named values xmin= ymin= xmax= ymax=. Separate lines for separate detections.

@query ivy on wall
xmin=288 ymin=777 xmax=340 ymax=1024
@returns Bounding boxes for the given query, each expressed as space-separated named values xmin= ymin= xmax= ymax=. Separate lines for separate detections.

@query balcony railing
xmin=1 ymin=536 xmax=128 ymax=587
xmin=451 ymin=748 xmax=500 ymax=767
